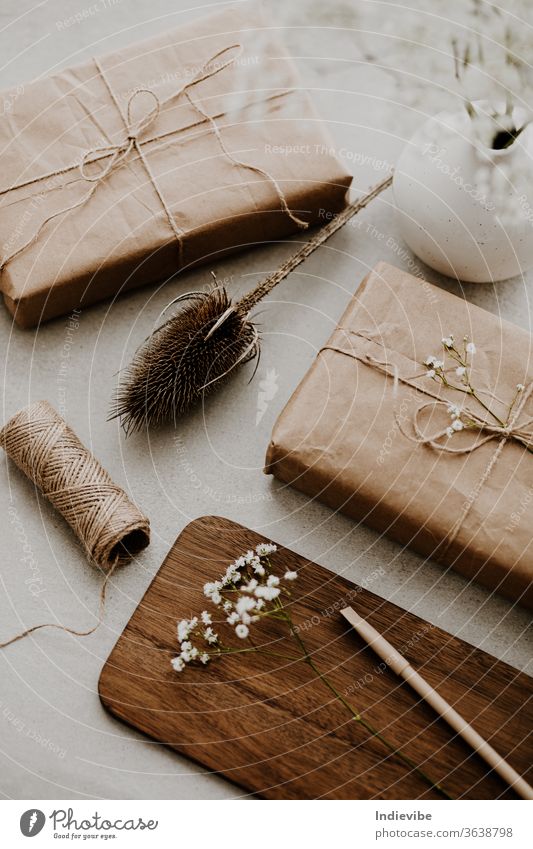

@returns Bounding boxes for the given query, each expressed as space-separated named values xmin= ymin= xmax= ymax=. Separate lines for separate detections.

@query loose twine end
xmin=0 ymin=400 xmax=150 ymax=649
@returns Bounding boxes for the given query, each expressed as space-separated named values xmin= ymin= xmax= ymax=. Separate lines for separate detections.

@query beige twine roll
xmin=0 ymin=400 xmax=150 ymax=569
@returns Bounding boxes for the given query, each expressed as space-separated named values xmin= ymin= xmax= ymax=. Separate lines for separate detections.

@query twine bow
xmin=0 ymin=44 xmax=307 ymax=273
xmin=400 ymin=384 xmax=533 ymax=455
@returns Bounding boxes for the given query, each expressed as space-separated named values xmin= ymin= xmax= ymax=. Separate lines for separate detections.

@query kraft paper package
xmin=0 ymin=6 xmax=351 ymax=327
xmin=266 ymin=262 xmax=533 ymax=609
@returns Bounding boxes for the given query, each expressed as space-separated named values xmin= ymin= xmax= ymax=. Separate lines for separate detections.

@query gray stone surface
xmin=0 ymin=0 xmax=531 ymax=799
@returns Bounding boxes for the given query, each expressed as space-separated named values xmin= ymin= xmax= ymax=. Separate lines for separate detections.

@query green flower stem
xmin=304 ymin=651 xmax=452 ymax=800
xmin=466 ymin=387 xmax=506 ymax=428
xmin=438 ymin=375 xmax=507 ymax=429
xmin=279 ymin=604 xmax=452 ymax=800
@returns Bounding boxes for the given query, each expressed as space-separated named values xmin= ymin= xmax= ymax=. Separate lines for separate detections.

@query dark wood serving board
xmin=99 ymin=516 xmax=533 ymax=799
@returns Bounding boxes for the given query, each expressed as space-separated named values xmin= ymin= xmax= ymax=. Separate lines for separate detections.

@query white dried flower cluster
xmin=171 ymin=542 xmax=298 ymax=673
xmin=422 ymin=334 xmax=527 ymax=441
xmin=446 ymin=404 xmax=465 ymax=438
xmin=424 ymin=354 xmax=444 ymax=380
xmin=424 ymin=334 xmax=476 ymax=385
xmin=423 ymin=335 xmax=479 ymax=438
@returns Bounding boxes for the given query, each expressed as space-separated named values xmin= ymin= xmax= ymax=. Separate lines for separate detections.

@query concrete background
xmin=0 ymin=0 xmax=531 ymax=799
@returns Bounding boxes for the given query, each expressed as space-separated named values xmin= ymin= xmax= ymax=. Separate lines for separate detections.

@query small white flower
xmin=235 ymin=624 xmax=249 ymax=639
xmin=189 ymin=646 xmax=199 ymax=660
xmin=180 ymin=649 xmax=192 ymax=662
xmin=267 ymin=574 xmax=280 ymax=587
xmin=447 ymin=404 xmax=460 ymax=418
xmin=255 ymin=585 xmax=281 ymax=601
xmin=221 ymin=568 xmax=237 ymax=586
xmin=203 ymin=581 xmax=222 ymax=599
xmin=256 ymin=542 xmax=277 ymax=556
xmin=442 ymin=336 xmax=454 ymax=347
xmin=452 ymin=418 xmax=464 ymax=431
xmin=234 ymin=556 xmax=246 ymax=569
xmin=236 ymin=596 xmax=256 ymax=616
xmin=223 ymin=563 xmax=242 ymax=585
xmin=201 ymin=611 xmax=212 ymax=625
xmin=517 ymin=383 xmax=525 ymax=392
xmin=284 ymin=570 xmax=298 ymax=581
xmin=466 ymin=342 xmax=476 ymax=355
xmin=455 ymin=366 xmax=466 ymax=377
xmin=424 ymin=355 xmax=436 ymax=366
xmin=446 ymin=426 xmax=454 ymax=438
xmin=200 ymin=653 xmax=210 ymax=665
xmin=223 ymin=600 xmax=233 ymax=613
xmin=242 ymin=578 xmax=258 ymax=593
xmin=177 ymin=619 xmax=191 ymax=642
xmin=227 ymin=611 xmax=239 ymax=625
xmin=180 ymin=640 xmax=192 ymax=652
xmin=253 ymin=562 xmax=266 ymax=577
xmin=244 ymin=550 xmax=256 ymax=564
xmin=204 ymin=627 xmax=218 ymax=644
xmin=427 ymin=369 xmax=436 ymax=379
xmin=171 ymin=656 xmax=185 ymax=672
xmin=433 ymin=359 xmax=444 ymax=369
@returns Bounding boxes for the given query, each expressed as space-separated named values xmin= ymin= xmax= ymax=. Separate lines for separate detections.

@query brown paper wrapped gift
xmin=0 ymin=7 xmax=351 ymax=328
xmin=266 ymin=262 xmax=533 ymax=609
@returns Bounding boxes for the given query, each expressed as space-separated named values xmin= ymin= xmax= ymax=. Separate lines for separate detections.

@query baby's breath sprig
xmin=423 ymin=334 xmax=527 ymax=439
xmin=172 ymin=542 xmax=452 ymax=799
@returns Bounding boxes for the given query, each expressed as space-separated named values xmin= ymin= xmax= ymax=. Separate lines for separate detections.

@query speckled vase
xmin=393 ymin=106 xmax=533 ymax=283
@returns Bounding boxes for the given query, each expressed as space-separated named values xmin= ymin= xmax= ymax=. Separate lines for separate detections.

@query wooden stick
xmin=341 ymin=606 xmax=533 ymax=800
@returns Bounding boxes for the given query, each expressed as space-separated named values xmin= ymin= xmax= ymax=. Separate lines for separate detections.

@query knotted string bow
xmin=0 ymin=44 xmax=307 ymax=272
xmin=400 ymin=386 xmax=533 ymax=455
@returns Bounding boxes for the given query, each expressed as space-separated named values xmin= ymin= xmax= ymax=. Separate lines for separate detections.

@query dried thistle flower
xmin=111 ymin=281 xmax=258 ymax=434
xmin=110 ymin=176 xmax=392 ymax=433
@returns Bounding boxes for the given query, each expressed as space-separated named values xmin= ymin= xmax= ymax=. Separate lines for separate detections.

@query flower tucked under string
xmin=170 ymin=541 xmax=451 ymax=799
xmin=406 ymin=335 xmax=533 ymax=454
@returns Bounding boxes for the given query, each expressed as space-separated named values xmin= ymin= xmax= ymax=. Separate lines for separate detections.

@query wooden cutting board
xmin=99 ymin=516 xmax=533 ymax=799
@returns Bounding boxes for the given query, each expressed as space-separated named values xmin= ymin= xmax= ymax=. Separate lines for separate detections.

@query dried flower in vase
xmin=171 ymin=541 xmax=451 ymax=799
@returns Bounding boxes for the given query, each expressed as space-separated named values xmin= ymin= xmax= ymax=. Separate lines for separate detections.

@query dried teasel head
xmin=111 ymin=280 xmax=259 ymax=433
xmin=110 ymin=176 xmax=393 ymax=433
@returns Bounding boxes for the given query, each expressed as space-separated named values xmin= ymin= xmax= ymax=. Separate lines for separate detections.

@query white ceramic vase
xmin=393 ymin=106 xmax=533 ymax=282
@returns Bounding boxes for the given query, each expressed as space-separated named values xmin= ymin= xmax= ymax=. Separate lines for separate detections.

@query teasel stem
xmin=114 ymin=173 xmax=394 ymax=430
xmin=235 ymin=173 xmax=393 ymax=316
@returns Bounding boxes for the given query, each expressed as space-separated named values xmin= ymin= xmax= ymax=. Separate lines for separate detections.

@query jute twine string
xmin=0 ymin=44 xmax=307 ymax=274
xmin=0 ymin=400 xmax=150 ymax=649
xmin=0 ymin=568 xmax=114 ymax=650
xmin=320 ymin=335 xmax=533 ymax=557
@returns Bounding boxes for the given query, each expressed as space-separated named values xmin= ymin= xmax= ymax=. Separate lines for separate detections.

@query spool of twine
xmin=0 ymin=400 xmax=150 ymax=569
